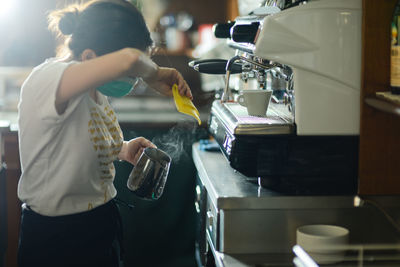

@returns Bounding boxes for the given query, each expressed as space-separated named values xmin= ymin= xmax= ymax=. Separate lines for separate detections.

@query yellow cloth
xmin=172 ymin=84 xmax=201 ymax=125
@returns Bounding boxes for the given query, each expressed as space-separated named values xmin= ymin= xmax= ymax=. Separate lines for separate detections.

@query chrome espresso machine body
xmin=193 ymin=0 xmax=361 ymax=195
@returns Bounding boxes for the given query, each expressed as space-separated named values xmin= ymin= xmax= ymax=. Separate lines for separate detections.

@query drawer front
xmin=206 ymin=194 xmax=219 ymax=251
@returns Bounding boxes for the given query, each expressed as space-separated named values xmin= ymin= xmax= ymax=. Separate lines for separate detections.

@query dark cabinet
xmin=359 ymin=0 xmax=400 ymax=195
xmin=0 ymin=130 xmax=21 ymax=267
xmin=113 ymin=125 xmax=208 ymax=267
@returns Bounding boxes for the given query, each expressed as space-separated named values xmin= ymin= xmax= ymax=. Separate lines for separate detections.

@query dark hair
xmin=48 ymin=0 xmax=153 ymax=58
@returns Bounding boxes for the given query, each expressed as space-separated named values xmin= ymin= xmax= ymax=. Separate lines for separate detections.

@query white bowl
xmin=296 ymin=224 xmax=349 ymax=264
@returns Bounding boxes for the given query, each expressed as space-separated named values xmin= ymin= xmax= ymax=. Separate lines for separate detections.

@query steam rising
xmin=151 ymin=122 xmax=199 ymax=163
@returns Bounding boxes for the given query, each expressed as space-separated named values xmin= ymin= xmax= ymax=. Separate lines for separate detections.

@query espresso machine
xmin=191 ymin=0 xmax=361 ymax=195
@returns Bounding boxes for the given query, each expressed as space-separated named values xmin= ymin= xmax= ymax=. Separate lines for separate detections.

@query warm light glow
xmin=0 ymin=0 xmax=16 ymax=20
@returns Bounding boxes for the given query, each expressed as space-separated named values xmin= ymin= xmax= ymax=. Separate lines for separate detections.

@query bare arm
xmin=55 ymin=48 xmax=158 ymax=110
xmin=55 ymin=47 xmax=192 ymax=114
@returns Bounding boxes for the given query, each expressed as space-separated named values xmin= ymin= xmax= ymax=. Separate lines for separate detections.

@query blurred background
xmin=0 ymin=0 xmax=239 ymax=111
xmin=0 ymin=1 xmax=239 ymax=267
xmin=0 ymin=0 xmax=238 ymax=65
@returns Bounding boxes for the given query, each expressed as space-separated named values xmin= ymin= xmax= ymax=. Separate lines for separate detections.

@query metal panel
xmin=218 ymin=208 xmax=400 ymax=254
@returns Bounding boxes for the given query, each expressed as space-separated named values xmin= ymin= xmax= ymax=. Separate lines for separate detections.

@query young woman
xmin=16 ymin=0 xmax=192 ymax=266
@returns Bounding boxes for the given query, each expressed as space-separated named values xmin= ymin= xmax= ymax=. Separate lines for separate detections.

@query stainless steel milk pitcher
xmin=127 ymin=147 xmax=171 ymax=200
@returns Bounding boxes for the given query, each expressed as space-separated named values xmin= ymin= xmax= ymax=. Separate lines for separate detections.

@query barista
xmin=16 ymin=0 xmax=192 ymax=266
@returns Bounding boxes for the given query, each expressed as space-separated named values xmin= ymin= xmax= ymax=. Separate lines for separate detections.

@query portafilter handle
xmin=188 ymin=59 xmax=242 ymax=75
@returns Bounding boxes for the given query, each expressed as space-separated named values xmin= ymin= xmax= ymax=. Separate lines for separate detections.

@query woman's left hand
xmin=145 ymin=67 xmax=193 ymax=99
xmin=118 ymin=137 xmax=156 ymax=165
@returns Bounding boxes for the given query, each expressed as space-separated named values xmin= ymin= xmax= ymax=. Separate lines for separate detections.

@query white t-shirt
xmin=17 ymin=58 xmax=124 ymax=216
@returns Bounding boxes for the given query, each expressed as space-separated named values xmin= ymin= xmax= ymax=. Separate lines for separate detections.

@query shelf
xmin=376 ymin=91 xmax=400 ymax=105
xmin=365 ymin=92 xmax=400 ymax=117
xmin=152 ymin=48 xmax=194 ymax=57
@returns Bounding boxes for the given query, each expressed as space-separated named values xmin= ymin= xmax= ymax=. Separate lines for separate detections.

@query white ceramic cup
xmin=237 ymin=89 xmax=272 ymax=116
xmin=296 ymin=224 xmax=349 ymax=264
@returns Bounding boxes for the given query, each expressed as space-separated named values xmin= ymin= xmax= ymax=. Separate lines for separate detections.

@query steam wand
xmin=221 ymin=56 xmax=240 ymax=102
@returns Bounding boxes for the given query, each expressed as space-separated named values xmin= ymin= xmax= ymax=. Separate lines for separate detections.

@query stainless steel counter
xmin=0 ymin=111 xmax=18 ymax=131
xmin=0 ymin=96 xmax=210 ymax=130
xmin=112 ymin=96 xmax=209 ymax=125
xmin=192 ymin=142 xmax=400 ymax=267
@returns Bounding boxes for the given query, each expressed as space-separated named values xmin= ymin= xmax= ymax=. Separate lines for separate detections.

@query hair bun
xmin=58 ymin=10 xmax=79 ymax=35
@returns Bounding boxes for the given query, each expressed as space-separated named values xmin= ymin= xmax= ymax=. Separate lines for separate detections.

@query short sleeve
xmin=20 ymin=58 xmax=84 ymax=123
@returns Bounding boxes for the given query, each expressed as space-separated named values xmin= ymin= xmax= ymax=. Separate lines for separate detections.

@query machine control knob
xmin=206 ymin=210 xmax=214 ymax=231
xmin=231 ymin=22 xmax=260 ymax=43
xmin=213 ymin=22 xmax=235 ymax=38
xmin=195 ymin=185 xmax=201 ymax=202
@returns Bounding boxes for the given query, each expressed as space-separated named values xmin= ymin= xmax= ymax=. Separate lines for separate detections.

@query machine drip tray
xmin=257 ymin=175 xmax=356 ymax=196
